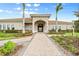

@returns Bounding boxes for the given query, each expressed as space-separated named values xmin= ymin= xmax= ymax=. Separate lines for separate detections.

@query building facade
xmin=0 ymin=14 xmax=73 ymax=33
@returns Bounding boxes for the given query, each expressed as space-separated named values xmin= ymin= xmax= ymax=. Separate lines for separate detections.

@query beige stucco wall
xmin=32 ymin=16 xmax=49 ymax=33
xmin=48 ymin=24 xmax=73 ymax=30
xmin=0 ymin=21 xmax=73 ymax=32
xmin=0 ymin=22 xmax=23 ymax=30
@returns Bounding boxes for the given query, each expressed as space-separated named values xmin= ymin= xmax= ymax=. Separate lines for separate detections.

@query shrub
xmin=5 ymin=30 xmax=21 ymax=33
xmin=48 ymin=30 xmax=64 ymax=34
xmin=0 ymin=41 xmax=16 ymax=56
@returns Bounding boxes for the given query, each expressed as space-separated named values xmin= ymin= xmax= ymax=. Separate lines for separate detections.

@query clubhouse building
xmin=0 ymin=14 xmax=73 ymax=33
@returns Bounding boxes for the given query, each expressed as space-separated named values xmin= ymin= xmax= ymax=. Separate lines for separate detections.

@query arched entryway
xmin=35 ymin=20 xmax=45 ymax=32
xmin=31 ymin=14 xmax=50 ymax=33
xmin=38 ymin=24 xmax=43 ymax=32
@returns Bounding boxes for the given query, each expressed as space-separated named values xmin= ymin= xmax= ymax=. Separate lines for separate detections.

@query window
xmin=3 ymin=24 xmax=6 ymax=30
xmin=59 ymin=26 xmax=61 ymax=29
xmin=11 ymin=24 xmax=15 ymax=30
xmin=7 ymin=24 xmax=10 ymax=30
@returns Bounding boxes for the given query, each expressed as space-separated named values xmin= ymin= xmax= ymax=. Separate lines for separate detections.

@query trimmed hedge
xmin=0 ymin=30 xmax=32 ymax=33
xmin=0 ymin=30 xmax=21 ymax=33
xmin=48 ymin=30 xmax=73 ymax=34
xmin=48 ymin=30 xmax=64 ymax=34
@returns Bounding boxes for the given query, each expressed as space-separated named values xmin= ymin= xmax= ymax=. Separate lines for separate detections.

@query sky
xmin=0 ymin=3 xmax=79 ymax=22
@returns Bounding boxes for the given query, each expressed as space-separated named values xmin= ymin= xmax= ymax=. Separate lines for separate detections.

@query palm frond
xmin=22 ymin=3 xmax=25 ymax=10
xmin=22 ymin=3 xmax=25 ymax=18
xmin=74 ymin=11 xmax=79 ymax=17
xmin=56 ymin=3 xmax=63 ymax=14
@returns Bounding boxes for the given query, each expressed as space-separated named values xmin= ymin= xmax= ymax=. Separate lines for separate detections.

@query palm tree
xmin=55 ymin=3 xmax=63 ymax=33
xmin=72 ymin=20 xmax=75 ymax=36
xmin=22 ymin=3 xmax=26 ymax=33
xmin=74 ymin=10 xmax=79 ymax=20
xmin=73 ymin=10 xmax=79 ymax=36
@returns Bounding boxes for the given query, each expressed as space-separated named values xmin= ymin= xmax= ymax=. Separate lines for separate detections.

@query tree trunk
xmin=22 ymin=18 xmax=25 ymax=33
xmin=22 ymin=4 xmax=25 ymax=34
xmin=72 ymin=20 xmax=75 ymax=36
xmin=56 ymin=14 xmax=58 ymax=33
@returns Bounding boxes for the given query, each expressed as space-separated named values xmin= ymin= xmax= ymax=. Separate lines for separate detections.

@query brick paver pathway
xmin=23 ymin=33 xmax=66 ymax=56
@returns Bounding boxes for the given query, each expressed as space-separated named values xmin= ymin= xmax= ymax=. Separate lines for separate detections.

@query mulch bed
xmin=10 ymin=45 xmax=23 ymax=56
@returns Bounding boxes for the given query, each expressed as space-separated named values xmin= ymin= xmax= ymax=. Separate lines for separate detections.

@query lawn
xmin=0 ymin=32 xmax=32 ymax=40
xmin=48 ymin=31 xmax=79 ymax=37
xmin=64 ymin=32 xmax=79 ymax=37
xmin=0 ymin=32 xmax=17 ymax=40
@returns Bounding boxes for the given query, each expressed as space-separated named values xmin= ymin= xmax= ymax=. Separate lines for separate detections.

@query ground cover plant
xmin=51 ymin=36 xmax=79 ymax=55
xmin=0 ymin=41 xmax=16 ymax=56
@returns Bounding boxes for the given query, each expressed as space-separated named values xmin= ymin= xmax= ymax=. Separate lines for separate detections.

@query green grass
xmin=64 ymin=32 xmax=79 ymax=37
xmin=48 ymin=31 xmax=79 ymax=37
xmin=0 ymin=32 xmax=32 ymax=40
xmin=0 ymin=32 xmax=17 ymax=40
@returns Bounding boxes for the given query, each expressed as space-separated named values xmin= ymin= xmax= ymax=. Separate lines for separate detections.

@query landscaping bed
xmin=0 ymin=41 xmax=23 ymax=56
xmin=10 ymin=45 xmax=23 ymax=56
xmin=51 ymin=36 xmax=79 ymax=56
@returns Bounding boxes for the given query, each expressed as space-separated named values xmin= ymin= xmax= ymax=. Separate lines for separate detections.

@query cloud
xmin=16 ymin=7 xmax=21 ymax=11
xmin=34 ymin=3 xmax=40 ymax=7
xmin=62 ymin=3 xmax=67 ymax=6
xmin=45 ymin=8 xmax=48 ymax=10
xmin=0 ymin=9 xmax=12 ymax=13
xmin=16 ymin=3 xmax=20 ymax=5
xmin=5 ymin=10 xmax=12 ymax=13
xmin=29 ymin=11 xmax=37 ymax=14
xmin=26 ymin=11 xmax=38 ymax=17
xmin=26 ymin=3 xmax=31 ymax=7
xmin=20 ymin=11 xmax=38 ymax=17
xmin=35 ymin=8 xmax=38 ymax=11
xmin=21 ymin=11 xmax=37 ymax=14
xmin=30 ymin=8 xmax=32 ymax=11
xmin=25 ymin=8 xmax=28 ymax=11
xmin=0 ymin=9 xmax=3 ymax=12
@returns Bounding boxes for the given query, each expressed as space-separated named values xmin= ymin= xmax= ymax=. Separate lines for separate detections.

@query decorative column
xmin=46 ymin=20 xmax=48 ymax=33
xmin=32 ymin=20 xmax=35 ymax=33
xmin=22 ymin=18 xmax=25 ymax=33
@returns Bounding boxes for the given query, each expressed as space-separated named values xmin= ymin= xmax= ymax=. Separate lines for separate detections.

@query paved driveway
xmin=23 ymin=33 xmax=65 ymax=56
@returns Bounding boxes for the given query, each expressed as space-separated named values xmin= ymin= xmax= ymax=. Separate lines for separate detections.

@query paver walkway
xmin=23 ymin=33 xmax=65 ymax=56
xmin=0 ymin=36 xmax=32 ymax=46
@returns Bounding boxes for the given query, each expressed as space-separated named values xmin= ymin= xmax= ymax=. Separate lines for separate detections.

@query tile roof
xmin=0 ymin=18 xmax=72 ymax=25
xmin=0 ymin=18 xmax=32 ymax=23
xmin=30 ymin=14 xmax=51 ymax=16
xmin=48 ymin=20 xmax=72 ymax=25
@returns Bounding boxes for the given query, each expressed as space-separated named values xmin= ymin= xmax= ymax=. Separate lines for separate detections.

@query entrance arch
xmin=35 ymin=20 xmax=45 ymax=32
xmin=30 ymin=14 xmax=50 ymax=33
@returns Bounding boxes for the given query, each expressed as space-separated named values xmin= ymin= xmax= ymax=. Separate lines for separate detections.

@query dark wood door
xmin=38 ymin=26 xmax=43 ymax=32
